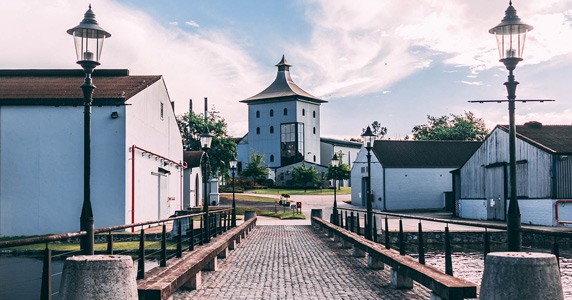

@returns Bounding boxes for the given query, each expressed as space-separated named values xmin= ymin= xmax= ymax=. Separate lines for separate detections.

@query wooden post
xmin=418 ymin=222 xmax=425 ymax=265
xmin=445 ymin=225 xmax=453 ymax=276
xmin=137 ymin=229 xmax=145 ymax=280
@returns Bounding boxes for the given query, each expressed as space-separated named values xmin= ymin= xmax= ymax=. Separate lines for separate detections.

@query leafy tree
xmin=241 ymin=153 xmax=269 ymax=184
xmin=177 ymin=109 xmax=236 ymax=180
xmin=326 ymin=151 xmax=351 ymax=190
xmin=363 ymin=121 xmax=387 ymax=139
xmin=412 ymin=111 xmax=488 ymax=141
xmin=291 ymin=163 xmax=321 ymax=192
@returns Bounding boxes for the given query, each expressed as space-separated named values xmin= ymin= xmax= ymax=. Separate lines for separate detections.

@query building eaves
xmin=320 ymin=137 xmax=362 ymax=148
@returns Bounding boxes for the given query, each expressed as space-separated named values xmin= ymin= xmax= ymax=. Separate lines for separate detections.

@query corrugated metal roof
xmin=240 ymin=56 xmax=326 ymax=104
xmin=0 ymin=69 xmax=161 ymax=106
xmin=184 ymin=150 xmax=205 ymax=168
xmin=372 ymin=140 xmax=482 ymax=168
xmin=320 ymin=137 xmax=362 ymax=148
xmin=498 ymin=123 xmax=572 ymax=154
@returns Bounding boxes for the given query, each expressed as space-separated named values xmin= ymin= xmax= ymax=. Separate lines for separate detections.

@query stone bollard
xmin=60 ymin=255 xmax=137 ymax=300
xmin=244 ymin=211 xmax=257 ymax=221
xmin=480 ymin=252 xmax=563 ymax=300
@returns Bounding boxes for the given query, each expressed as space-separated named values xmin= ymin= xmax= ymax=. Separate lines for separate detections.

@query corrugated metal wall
xmin=557 ymin=157 xmax=572 ymax=198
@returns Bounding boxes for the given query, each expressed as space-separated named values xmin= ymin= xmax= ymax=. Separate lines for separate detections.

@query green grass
xmin=2 ymin=240 xmax=185 ymax=252
xmin=248 ymin=187 xmax=351 ymax=196
xmin=261 ymin=211 xmax=306 ymax=220
xmin=220 ymin=193 xmax=277 ymax=202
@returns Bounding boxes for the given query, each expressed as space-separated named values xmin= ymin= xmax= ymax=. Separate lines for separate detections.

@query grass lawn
xmin=220 ymin=193 xmax=278 ymax=202
xmin=261 ymin=211 xmax=306 ymax=220
xmin=2 ymin=239 xmax=186 ymax=252
xmin=248 ymin=187 xmax=351 ymax=196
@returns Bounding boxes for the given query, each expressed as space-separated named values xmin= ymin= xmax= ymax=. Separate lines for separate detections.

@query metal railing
xmin=0 ymin=208 xmax=233 ymax=300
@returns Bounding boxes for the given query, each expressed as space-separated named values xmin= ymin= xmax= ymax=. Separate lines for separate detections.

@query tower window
xmin=256 ymin=110 xmax=260 ymax=118
xmin=313 ymin=127 xmax=316 ymax=134
xmin=284 ymin=108 xmax=288 ymax=116
xmin=313 ymin=155 xmax=316 ymax=162
xmin=160 ymin=102 xmax=164 ymax=120
xmin=270 ymin=155 xmax=275 ymax=162
xmin=270 ymin=109 xmax=274 ymax=117
xmin=302 ymin=109 xmax=305 ymax=116
xmin=313 ymin=111 xmax=316 ymax=118
xmin=270 ymin=126 xmax=274 ymax=134
xmin=256 ymin=127 xmax=260 ymax=135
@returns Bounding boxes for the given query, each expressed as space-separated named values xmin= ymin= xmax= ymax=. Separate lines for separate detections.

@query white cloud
xmin=457 ymin=81 xmax=483 ymax=86
xmin=185 ymin=20 xmax=200 ymax=28
xmin=0 ymin=0 xmax=266 ymax=137
xmin=169 ymin=21 xmax=178 ymax=26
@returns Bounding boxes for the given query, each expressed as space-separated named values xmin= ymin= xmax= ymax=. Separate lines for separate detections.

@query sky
xmin=0 ymin=0 xmax=570 ymax=140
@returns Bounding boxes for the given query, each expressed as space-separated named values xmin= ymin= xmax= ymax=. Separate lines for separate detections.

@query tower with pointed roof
xmin=238 ymin=56 xmax=327 ymax=170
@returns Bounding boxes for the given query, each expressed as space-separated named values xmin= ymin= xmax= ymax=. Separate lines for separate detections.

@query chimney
xmin=189 ymin=99 xmax=193 ymax=115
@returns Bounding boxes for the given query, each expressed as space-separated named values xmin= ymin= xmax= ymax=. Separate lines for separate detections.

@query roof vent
xmin=524 ymin=121 xmax=543 ymax=129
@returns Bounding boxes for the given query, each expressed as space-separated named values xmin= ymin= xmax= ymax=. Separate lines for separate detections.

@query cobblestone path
xmin=175 ymin=225 xmax=431 ymax=299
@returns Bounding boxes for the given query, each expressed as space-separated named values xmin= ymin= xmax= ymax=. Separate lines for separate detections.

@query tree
xmin=326 ymin=151 xmax=351 ymax=190
xmin=411 ymin=111 xmax=488 ymax=141
xmin=363 ymin=121 xmax=387 ymax=139
xmin=241 ymin=153 xmax=269 ymax=184
xmin=177 ymin=109 xmax=236 ymax=180
xmin=290 ymin=163 xmax=321 ymax=192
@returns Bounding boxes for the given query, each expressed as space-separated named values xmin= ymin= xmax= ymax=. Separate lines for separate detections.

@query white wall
xmin=458 ymin=199 xmax=488 ymax=220
xmin=350 ymin=147 xmax=383 ymax=209
xmin=517 ymin=199 xmax=555 ymax=226
xmin=183 ymin=165 xmax=203 ymax=209
xmin=0 ymin=105 xmax=126 ymax=236
xmin=385 ymin=168 xmax=452 ymax=210
xmin=125 ymin=79 xmax=183 ymax=225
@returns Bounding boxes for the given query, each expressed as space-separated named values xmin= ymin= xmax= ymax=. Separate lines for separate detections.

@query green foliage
xmin=412 ymin=111 xmax=488 ymax=141
xmin=241 ymin=153 xmax=269 ymax=184
xmin=362 ymin=120 xmax=387 ymax=139
xmin=290 ymin=163 xmax=321 ymax=191
xmin=326 ymin=150 xmax=351 ymax=181
xmin=177 ymin=109 xmax=236 ymax=179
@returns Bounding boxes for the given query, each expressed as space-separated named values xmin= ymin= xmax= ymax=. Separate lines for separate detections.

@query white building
xmin=351 ymin=140 xmax=480 ymax=211
xmin=458 ymin=122 xmax=572 ymax=226
xmin=236 ymin=56 xmax=361 ymax=186
xmin=0 ymin=69 xmax=183 ymax=236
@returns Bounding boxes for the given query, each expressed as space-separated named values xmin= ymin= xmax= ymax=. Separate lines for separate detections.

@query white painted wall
xmin=350 ymin=147 xmax=383 ymax=209
xmin=384 ymin=168 xmax=451 ymax=210
xmin=183 ymin=165 xmax=202 ymax=209
xmin=458 ymin=199 xmax=488 ymax=220
xmin=125 ymin=79 xmax=183 ymax=225
xmin=516 ymin=199 xmax=555 ymax=226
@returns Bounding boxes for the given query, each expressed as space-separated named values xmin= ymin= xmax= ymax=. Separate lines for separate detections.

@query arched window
xmin=256 ymin=110 xmax=260 ymax=118
xmin=313 ymin=127 xmax=316 ymax=134
xmin=270 ymin=109 xmax=274 ymax=117
xmin=302 ymin=109 xmax=305 ymax=116
xmin=313 ymin=155 xmax=316 ymax=162
xmin=284 ymin=108 xmax=288 ymax=116
xmin=313 ymin=111 xmax=316 ymax=118
xmin=270 ymin=155 xmax=275 ymax=162
xmin=256 ymin=127 xmax=260 ymax=134
xmin=270 ymin=126 xmax=274 ymax=134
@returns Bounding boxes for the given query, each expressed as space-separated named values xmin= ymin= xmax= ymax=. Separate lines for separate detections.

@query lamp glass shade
xmin=489 ymin=4 xmax=533 ymax=60
xmin=200 ymin=132 xmax=213 ymax=150
xmin=67 ymin=6 xmax=111 ymax=63
xmin=331 ymin=154 xmax=340 ymax=167
xmin=361 ymin=126 xmax=375 ymax=148
xmin=229 ymin=157 xmax=238 ymax=170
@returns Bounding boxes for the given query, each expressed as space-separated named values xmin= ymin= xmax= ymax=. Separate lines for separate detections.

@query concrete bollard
xmin=367 ymin=255 xmax=384 ymax=270
xmin=60 ymin=255 xmax=137 ymax=300
xmin=244 ymin=211 xmax=257 ymax=221
xmin=352 ymin=245 xmax=366 ymax=257
xmin=183 ymin=271 xmax=202 ymax=290
xmin=480 ymin=252 xmax=563 ymax=300
xmin=311 ymin=209 xmax=323 ymax=219
xmin=391 ymin=268 xmax=413 ymax=289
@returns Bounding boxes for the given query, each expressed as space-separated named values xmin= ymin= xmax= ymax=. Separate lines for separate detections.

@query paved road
xmin=175 ymin=225 xmax=431 ymax=299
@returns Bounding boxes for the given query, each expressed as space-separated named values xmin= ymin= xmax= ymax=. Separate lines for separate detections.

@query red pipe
xmin=554 ymin=200 xmax=572 ymax=225
xmin=130 ymin=145 xmax=185 ymax=229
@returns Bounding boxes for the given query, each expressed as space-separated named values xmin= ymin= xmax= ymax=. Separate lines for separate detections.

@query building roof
xmin=320 ymin=137 xmax=362 ymax=148
xmin=0 ymin=69 xmax=162 ymax=106
xmin=372 ymin=140 xmax=482 ymax=168
xmin=184 ymin=150 xmax=205 ymax=168
xmin=240 ymin=56 xmax=326 ymax=104
xmin=498 ymin=122 xmax=572 ymax=154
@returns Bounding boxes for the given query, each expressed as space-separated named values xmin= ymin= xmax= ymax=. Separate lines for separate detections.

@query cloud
xmin=169 ymin=21 xmax=178 ymax=26
xmin=0 ymin=0 xmax=266 ymax=137
xmin=185 ymin=20 xmax=200 ymax=28
xmin=457 ymin=81 xmax=483 ymax=86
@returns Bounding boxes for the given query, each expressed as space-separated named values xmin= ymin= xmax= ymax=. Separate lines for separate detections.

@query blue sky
xmin=0 ymin=1 xmax=570 ymax=139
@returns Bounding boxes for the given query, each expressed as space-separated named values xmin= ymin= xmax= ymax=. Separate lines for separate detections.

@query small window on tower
xmin=284 ymin=108 xmax=288 ymax=116
xmin=270 ymin=155 xmax=275 ymax=162
xmin=302 ymin=109 xmax=305 ymax=116
xmin=313 ymin=111 xmax=316 ymax=118
xmin=256 ymin=110 xmax=260 ymax=118
xmin=313 ymin=127 xmax=316 ymax=134
xmin=160 ymin=102 xmax=164 ymax=120
xmin=270 ymin=126 xmax=274 ymax=134
xmin=270 ymin=109 xmax=274 ymax=117
xmin=256 ymin=127 xmax=260 ymax=135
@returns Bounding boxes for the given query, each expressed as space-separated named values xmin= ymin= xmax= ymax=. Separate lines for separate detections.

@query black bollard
xmin=176 ymin=221 xmax=182 ymax=258
xmin=160 ymin=224 xmax=167 ymax=267
xmin=484 ymin=228 xmax=490 ymax=261
xmin=107 ymin=231 xmax=113 ymax=255
xmin=137 ymin=229 xmax=145 ymax=279
xmin=384 ymin=216 xmax=390 ymax=250
xmin=373 ymin=216 xmax=378 ymax=243
xmin=345 ymin=211 xmax=349 ymax=230
xmin=356 ymin=213 xmax=361 ymax=235
xmin=418 ymin=222 xmax=425 ymax=264
xmin=40 ymin=246 xmax=51 ymax=300
xmin=398 ymin=218 xmax=405 ymax=255
xmin=445 ymin=225 xmax=453 ymax=276
xmin=188 ymin=217 xmax=195 ymax=251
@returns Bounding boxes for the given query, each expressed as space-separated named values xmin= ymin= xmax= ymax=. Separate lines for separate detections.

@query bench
xmin=312 ymin=217 xmax=477 ymax=300
xmin=137 ymin=217 xmax=256 ymax=300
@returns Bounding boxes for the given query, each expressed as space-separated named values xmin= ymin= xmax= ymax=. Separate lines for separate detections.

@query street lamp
xmin=361 ymin=126 xmax=375 ymax=240
xmin=229 ymin=156 xmax=238 ymax=227
xmin=200 ymin=130 xmax=213 ymax=243
xmin=330 ymin=153 xmax=340 ymax=226
xmin=489 ymin=1 xmax=533 ymax=252
xmin=67 ymin=5 xmax=111 ymax=255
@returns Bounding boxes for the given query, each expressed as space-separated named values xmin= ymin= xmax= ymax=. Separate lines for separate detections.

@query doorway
xmin=485 ymin=165 xmax=506 ymax=220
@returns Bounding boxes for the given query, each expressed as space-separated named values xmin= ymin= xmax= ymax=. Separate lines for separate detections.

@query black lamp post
xmin=361 ymin=126 xmax=375 ymax=240
xmin=331 ymin=153 xmax=340 ymax=225
xmin=67 ymin=5 xmax=111 ymax=255
xmin=200 ymin=130 xmax=213 ymax=243
xmin=489 ymin=1 xmax=533 ymax=252
xmin=229 ymin=156 xmax=238 ymax=227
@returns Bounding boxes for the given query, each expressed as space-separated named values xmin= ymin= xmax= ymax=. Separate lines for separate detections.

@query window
xmin=313 ymin=127 xmax=316 ymax=134
xmin=313 ymin=155 xmax=316 ymax=162
xmin=270 ymin=155 xmax=275 ymax=162
xmin=160 ymin=102 xmax=164 ymax=120
xmin=270 ymin=126 xmax=274 ymax=134
xmin=280 ymin=123 xmax=304 ymax=165
xmin=256 ymin=110 xmax=260 ymax=118
xmin=284 ymin=108 xmax=288 ymax=116
xmin=313 ymin=111 xmax=316 ymax=118
xmin=302 ymin=109 xmax=305 ymax=116
xmin=256 ymin=127 xmax=260 ymax=135
xmin=270 ymin=109 xmax=274 ymax=117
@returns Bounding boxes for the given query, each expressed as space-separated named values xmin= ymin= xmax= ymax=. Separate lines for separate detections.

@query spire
xmin=275 ymin=55 xmax=291 ymax=72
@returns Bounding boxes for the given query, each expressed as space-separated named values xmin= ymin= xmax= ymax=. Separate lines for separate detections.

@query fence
xmin=0 ymin=208 xmax=233 ymax=300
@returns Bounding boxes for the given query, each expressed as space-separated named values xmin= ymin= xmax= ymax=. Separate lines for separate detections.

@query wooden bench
xmin=312 ymin=217 xmax=477 ymax=300
xmin=137 ymin=217 xmax=256 ymax=300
